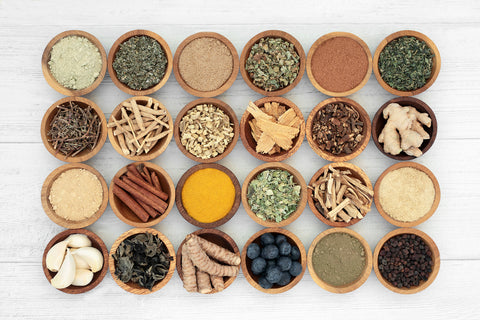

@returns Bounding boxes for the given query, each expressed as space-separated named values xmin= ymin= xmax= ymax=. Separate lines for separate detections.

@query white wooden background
xmin=1 ymin=0 xmax=479 ymax=319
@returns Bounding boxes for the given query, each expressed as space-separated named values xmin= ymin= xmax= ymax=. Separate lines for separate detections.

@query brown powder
xmin=311 ymin=37 xmax=368 ymax=93
xmin=178 ymin=37 xmax=233 ymax=92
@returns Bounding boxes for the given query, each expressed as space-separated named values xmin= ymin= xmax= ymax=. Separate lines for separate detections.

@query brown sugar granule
xmin=178 ymin=37 xmax=233 ymax=92
xmin=311 ymin=37 xmax=368 ymax=93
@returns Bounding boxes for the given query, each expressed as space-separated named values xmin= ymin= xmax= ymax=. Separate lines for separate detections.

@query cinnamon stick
xmin=112 ymin=184 xmax=149 ymax=222
xmin=141 ymin=165 xmax=153 ymax=185
xmin=114 ymin=177 xmax=167 ymax=211
xmin=121 ymin=177 xmax=159 ymax=218
xmin=125 ymin=171 xmax=168 ymax=201
xmin=127 ymin=164 xmax=145 ymax=181
xmin=151 ymin=172 xmax=162 ymax=192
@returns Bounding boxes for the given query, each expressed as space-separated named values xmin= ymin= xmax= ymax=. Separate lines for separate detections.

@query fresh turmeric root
xmin=181 ymin=248 xmax=197 ymax=292
xmin=196 ymin=270 xmax=212 ymax=294
xmin=210 ymin=275 xmax=225 ymax=292
xmin=193 ymin=234 xmax=241 ymax=266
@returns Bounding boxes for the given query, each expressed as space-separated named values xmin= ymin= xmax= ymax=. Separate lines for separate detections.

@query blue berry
xmin=278 ymin=241 xmax=292 ymax=256
xmin=260 ymin=233 xmax=275 ymax=246
xmin=258 ymin=276 xmax=273 ymax=289
xmin=265 ymin=266 xmax=282 ymax=284
xmin=277 ymin=271 xmax=292 ymax=286
xmin=289 ymin=261 xmax=303 ymax=277
xmin=277 ymin=256 xmax=292 ymax=271
xmin=246 ymin=243 xmax=261 ymax=259
xmin=261 ymin=244 xmax=279 ymax=260
xmin=290 ymin=246 xmax=301 ymax=260
xmin=251 ymin=257 xmax=267 ymax=275
xmin=275 ymin=234 xmax=287 ymax=245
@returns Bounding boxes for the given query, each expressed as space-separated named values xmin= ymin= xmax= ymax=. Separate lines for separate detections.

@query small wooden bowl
xmin=374 ymin=162 xmax=441 ymax=227
xmin=176 ymin=229 xmax=240 ymax=294
xmin=307 ymin=162 xmax=373 ymax=227
xmin=306 ymin=32 xmax=372 ymax=97
xmin=173 ymin=98 xmax=239 ymax=163
xmin=240 ymin=30 xmax=306 ymax=96
xmin=41 ymin=163 xmax=108 ymax=229
xmin=242 ymin=162 xmax=307 ymax=227
xmin=373 ymin=228 xmax=440 ymax=294
xmin=173 ymin=32 xmax=239 ymax=97
xmin=41 ymin=96 xmax=108 ymax=163
xmin=42 ymin=30 xmax=107 ymax=96
xmin=108 ymin=30 xmax=173 ymax=95
xmin=373 ymin=30 xmax=441 ymax=96
xmin=108 ymin=96 xmax=173 ymax=161
xmin=42 ymin=229 xmax=109 ymax=294
xmin=109 ymin=228 xmax=176 ymax=294
xmin=109 ymin=162 xmax=175 ymax=227
xmin=307 ymin=228 xmax=372 ymax=293
xmin=241 ymin=227 xmax=306 ymax=294
xmin=372 ymin=97 xmax=438 ymax=161
xmin=176 ymin=163 xmax=241 ymax=228
xmin=240 ymin=97 xmax=305 ymax=162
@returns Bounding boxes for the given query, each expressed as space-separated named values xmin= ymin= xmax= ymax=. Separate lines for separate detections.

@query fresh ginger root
xmin=196 ymin=270 xmax=212 ymax=294
xmin=210 ymin=275 xmax=225 ymax=292
xmin=194 ymin=234 xmax=241 ymax=266
xmin=181 ymin=249 xmax=197 ymax=292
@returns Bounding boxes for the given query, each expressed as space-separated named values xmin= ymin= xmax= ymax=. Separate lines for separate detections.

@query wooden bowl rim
xmin=173 ymin=32 xmax=239 ymax=97
xmin=107 ymin=30 xmax=173 ymax=95
xmin=373 ymin=228 xmax=440 ymax=294
xmin=371 ymin=96 xmax=438 ymax=161
xmin=40 ymin=96 xmax=108 ymax=163
xmin=372 ymin=30 xmax=441 ymax=96
xmin=42 ymin=228 xmax=109 ymax=294
xmin=240 ymin=96 xmax=306 ymax=162
xmin=374 ymin=162 xmax=441 ymax=227
xmin=241 ymin=227 xmax=306 ymax=294
xmin=41 ymin=30 xmax=107 ymax=96
xmin=305 ymin=97 xmax=371 ymax=162
xmin=175 ymin=163 xmax=241 ymax=228
xmin=307 ymin=227 xmax=372 ymax=293
xmin=239 ymin=30 xmax=306 ymax=96
xmin=109 ymin=227 xmax=176 ymax=294
xmin=107 ymin=96 xmax=173 ymax=161
xmin=241 ymin=162 xmax=308 ymax=227
xmin=108 ymin=162 xmax=175 ymax=227
xmin=173 ymin=98 xmax=240 ymax=163
xmin=307 ymin=162 xmax=373 ymax=227
xmin=306 ymin=32 xmax=372 ymax=97
xmin=41 ymin=163 xmax=108 ymax=229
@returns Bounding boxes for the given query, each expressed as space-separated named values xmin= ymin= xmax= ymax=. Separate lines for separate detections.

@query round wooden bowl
xmin=109 ymin=162 xmax=175 ymax=227
xmin=41 ymin=96 xmax=107 ymax=163
xmin=240 ymin=30 xmax=306 ymax=96
xmin=307 ymin=162 xmax=373 ymax=227
xmin=305 ymin=97 xmax=371 ymax=162
xmin=41 ymin=163 xmax=108 ymax=229
xmin=373 ymin=228 xmax=440 ymax=294
xmin=107 ymin=30 xmax=173 ymax=95
xmin=241 ymin=227 xmax=306 ymax=294
xmin=307 ymin=228 xmax=372 ymax=293
xmin=373 ymin=30 xmax=441 ymax=96
xmin=242 ymin=162 xmax=307 ymax=227
xmin=41 ymin=30 xmax=107 ymax=96
xmin=240 ymin=96 xmax=305 ymax=162
xmin=173 ymin=32 xmax=239 ymax=97
xmin=42 ymin=228 xmax=109 ymax=294
xmin=109 ymin=228 xmax=176 ymax=294
xmin=374 ymin=162 xmax=441 ymax=227
xmin=372 ymin=97 xmax=438 ymax=160
xmin=173 ymin=98 xmax=239 ymax=163
xmin=176 ymin=228 xmax=240 ymax=294
xmin=306 ymin=32 xmax=372 ymax=97
xmin=107 ymin=96 xmax=173 ymax=161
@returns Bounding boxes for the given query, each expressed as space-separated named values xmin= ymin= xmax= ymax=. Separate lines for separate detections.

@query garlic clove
xmin=65 ymin=234 xmax=92 ymax=248
xmin=72 ymin=269 xmax=94 ymax=286
xmin=72 ymin=247 xmax=103 ymax=272
xmin=72 ymin=253 xmax=90 ymax=270
xmin=46 ymin=240 xmax=68 ymax=272
xmin=51 ymin=248 xmax=76 ymax=289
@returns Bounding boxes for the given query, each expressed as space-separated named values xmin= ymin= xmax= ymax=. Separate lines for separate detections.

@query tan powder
xmin=49 ymin=169 xmax=103 ymax=221
xmin=378 ymin=167 xmax=435 ymax=222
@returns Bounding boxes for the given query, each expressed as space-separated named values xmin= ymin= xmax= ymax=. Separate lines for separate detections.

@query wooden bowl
xmin=107 ymin=96 xmax=173 ymax=161
xmin=307 ymin=228 xmax=372 ymax=293
xmin=307 ymin=162 xmax=373 ymax=227
xmin=42 ymin=229 xmax=109 ymax=294
xmin=374 ymin=162 xmax=441 ymax=227
xmin=373 ymin=30 xmax=441 ymax=96
xmin=107 ymin=30 xmax=173 ymax=95
xmin=41 ymin=96 xmax=107 ymax=163
xmin=373 ymin=228 xmax=440 ymax=294
xmin=173 ymin=98 xmax=239 ymax=163
xmin=41 ymin=163 xmax=108 ymax=229
xmin=242 ymin=162 xmax=307 ymax=227
xmin=109 ymin=228 xmax=176 ymax=294
xmin=41 ymin=30 xmax=107 ymax=96
xmin=176 ymin=163 xmax=240 ymax=228
xmin=241 ymin=227 xmax=306 ymax=294
xmin=173 ymin=32 xmax=239 ymax=97
xmin=240 ymin=97 xmax=305 ymax=162
xmin=109 ymin=162 xmax=175 ymax=227
xmin=239 ymin=30 xmax=306 ymax=96
xmin=372 ymin=97 xmax=438 ymax=160
xmin=176 ymin=229 xmax=240 ymax=294
xmin=306 ymin=32 xmax=372 ymax=97
xmin=305 ymin=97 xmax=371 ymax=162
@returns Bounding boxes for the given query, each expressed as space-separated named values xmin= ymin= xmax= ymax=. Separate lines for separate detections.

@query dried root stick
xmin=196 ymin=270 xmax=212 ymax=294
xmin=181 ymin=249 xmax=197 ymax=292
xmin=193 ymin=235 xmax=241 ymax=266
xmin=210 ymin=275 xmax=225 ymax=292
